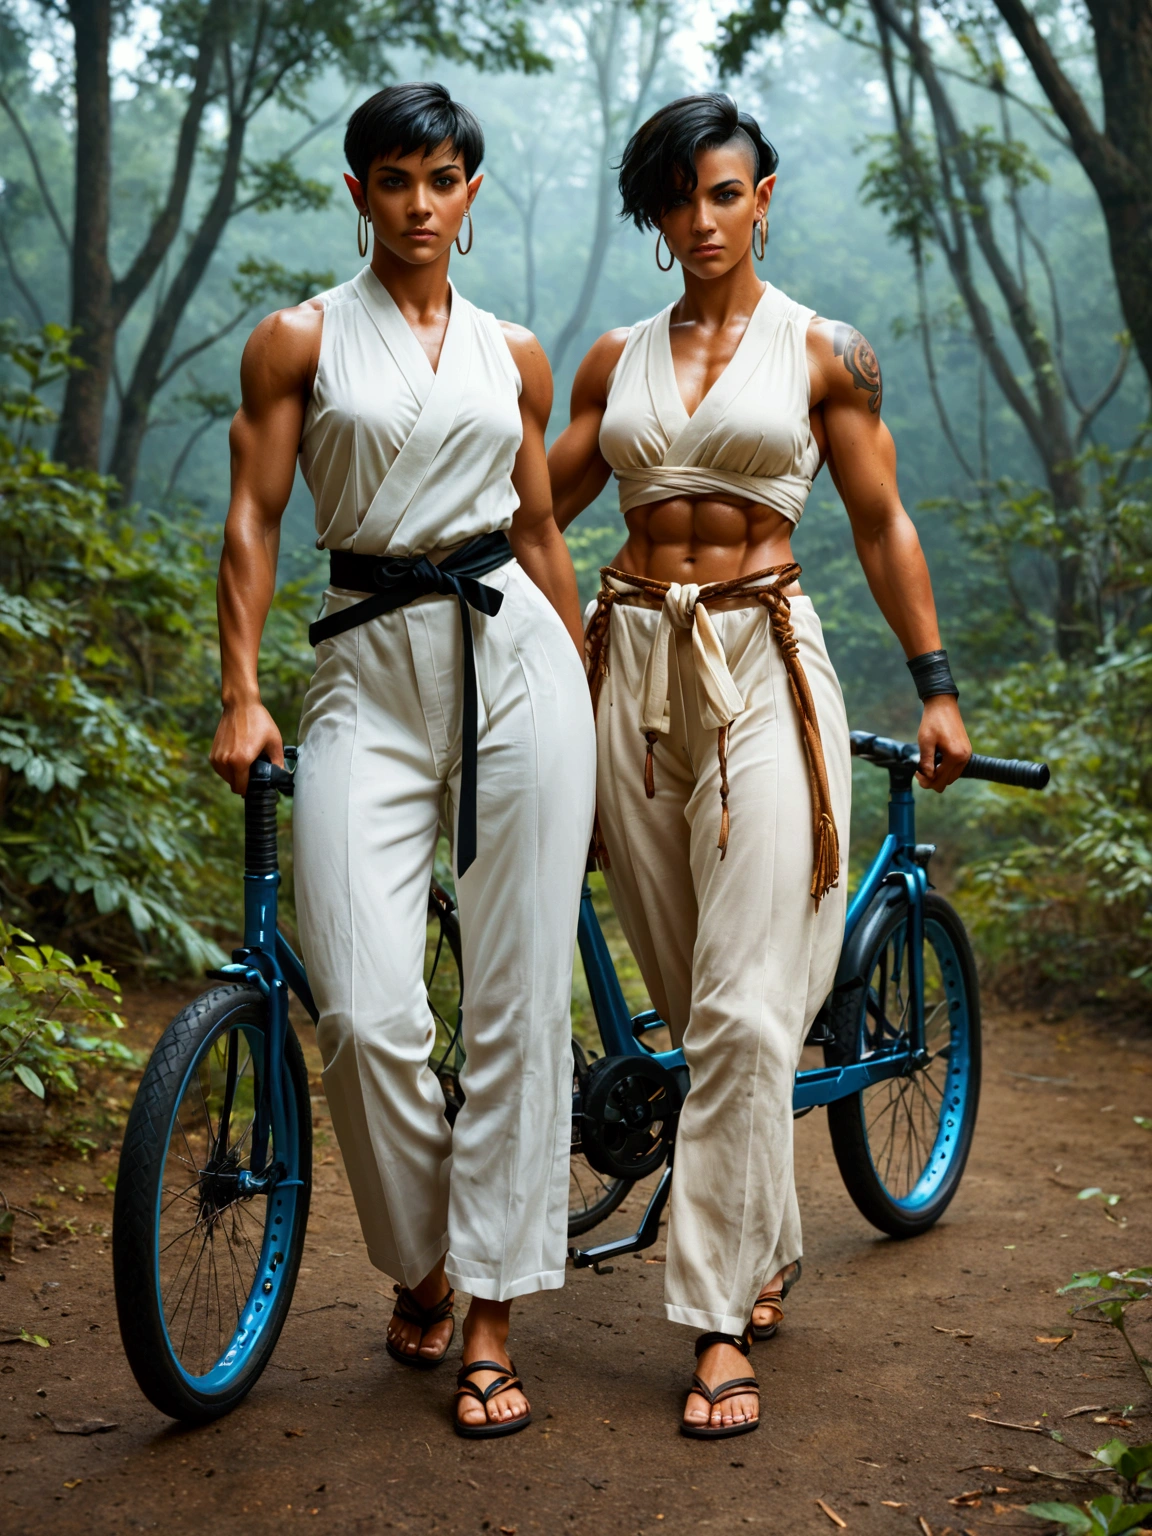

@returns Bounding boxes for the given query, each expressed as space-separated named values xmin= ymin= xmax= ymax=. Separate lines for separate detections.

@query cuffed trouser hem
xmin=664 ymin=1301 xmax=751 ymax=1335
xmin=366 ymin=1231 xmax=450 ymax=1291
xmin=443 ymin=1264 xmax=566 ymax=1302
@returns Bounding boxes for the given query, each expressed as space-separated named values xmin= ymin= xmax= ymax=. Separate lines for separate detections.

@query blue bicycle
xmin=113 ymin=730 xmax=1047 ymax=1420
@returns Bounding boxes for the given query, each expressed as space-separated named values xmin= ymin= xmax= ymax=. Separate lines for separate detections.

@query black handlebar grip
xmin=244 ymin=759 xmax=280 ymax=876
xmin=960 ymin=753 xmax=1050 ymax=790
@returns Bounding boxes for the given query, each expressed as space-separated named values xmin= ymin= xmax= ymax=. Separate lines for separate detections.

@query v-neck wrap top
xmin=300 ymin=266 xmax=523 ymax=558
xmin=598 ymin=280 xmax=819 ymax=526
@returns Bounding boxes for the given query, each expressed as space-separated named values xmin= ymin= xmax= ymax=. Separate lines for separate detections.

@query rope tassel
xmin=717 ymin=723 xmax=731 ymax=859
xmin=810 ymin=812 xmax=839 ymax=910
xmin=644 ymin=731 xmax=658 ymax=799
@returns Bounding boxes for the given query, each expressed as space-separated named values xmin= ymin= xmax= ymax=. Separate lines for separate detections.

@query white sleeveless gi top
xmin=598 ymin=280 xmax=819 ymax=524
xmin=300 ymin=266 xmax=523 ymax=557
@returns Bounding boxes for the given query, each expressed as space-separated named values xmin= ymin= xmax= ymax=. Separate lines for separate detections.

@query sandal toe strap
xmin=455 ymin=1361 xmax=523 ymax=1406
xmin=391 ymin=1283 xmax=455 ymax=1328
xmin=689 ymin=1374 xmax=760 ymax=1406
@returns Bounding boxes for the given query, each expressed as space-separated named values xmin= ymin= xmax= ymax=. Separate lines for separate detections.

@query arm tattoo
xmin=832 ymin=322 xmax=882 ymax=414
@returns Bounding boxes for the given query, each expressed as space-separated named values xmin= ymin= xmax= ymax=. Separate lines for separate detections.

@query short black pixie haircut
xmin=618 ymin=93 xmax=778 ymax=230
xmin=344 ymin=82 xmax=484 ymax=186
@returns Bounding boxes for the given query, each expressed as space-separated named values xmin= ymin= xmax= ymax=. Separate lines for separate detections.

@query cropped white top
xmin=299 ymin=266 xmax=523 ymax=557
xmin=598 ymin=280 xmax=820 ymax=526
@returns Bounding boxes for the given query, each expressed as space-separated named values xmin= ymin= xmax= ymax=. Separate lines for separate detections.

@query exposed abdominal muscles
xmin=616 ymin=495 xmax=800 ymax=588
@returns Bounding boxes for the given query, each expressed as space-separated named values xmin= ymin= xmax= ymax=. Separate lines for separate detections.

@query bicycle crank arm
xmin=569 ymin=1165 xmax=673 ymax=1274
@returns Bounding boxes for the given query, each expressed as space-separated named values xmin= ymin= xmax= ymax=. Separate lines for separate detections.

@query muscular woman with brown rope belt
xmin=548 ymin=93 xmax=970 ymax=1439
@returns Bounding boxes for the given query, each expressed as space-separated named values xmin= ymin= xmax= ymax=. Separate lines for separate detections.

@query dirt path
xmin=1 ymin=993 xmax=1150 ymax=1536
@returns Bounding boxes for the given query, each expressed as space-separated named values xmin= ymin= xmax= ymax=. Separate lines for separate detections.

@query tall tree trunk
xmin=54 ymin=0 xmax=113 ymax=472
xmin=994 ymin=0 xmax=1152 ymax=389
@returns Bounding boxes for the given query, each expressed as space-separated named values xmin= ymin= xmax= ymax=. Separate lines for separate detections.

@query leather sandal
xmin=751 ymin=1257 xmax=802 ymax=1342
xmin=385 ymin=1282 xmax=455 ymax=1370
xmin=454 ymin=1359 xmax=534 ymax=1439
xmin=681 ymin=1325 xmax=759 ymax=1440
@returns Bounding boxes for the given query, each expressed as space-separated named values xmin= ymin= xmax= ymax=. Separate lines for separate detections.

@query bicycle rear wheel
xmin=826 ymin=892 xmax=981 ymax=1237
xmin=113 ymin=984 xmax=311 ymax=1421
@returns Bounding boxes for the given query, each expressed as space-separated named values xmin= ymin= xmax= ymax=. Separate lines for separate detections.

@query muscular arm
xmin=811 ymin=319 xmax=971 ymax=791
xmin=503 ymin=325 xmax=584 ymax=654
xmin=547 ymin=330 xmax=628 ymax=533
xmin=209 ymin=305 xmax=320 ymax=795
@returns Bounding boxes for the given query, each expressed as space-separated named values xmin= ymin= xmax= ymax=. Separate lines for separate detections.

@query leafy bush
xmin=0 ymin=915 xmax=132 ymax=1098
xmin=0 ymin=324 xmax=315 ymax=971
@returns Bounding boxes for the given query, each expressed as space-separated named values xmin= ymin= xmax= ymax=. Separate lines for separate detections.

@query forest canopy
xmin=0 ymin=0 xmax=1148 ymax=1002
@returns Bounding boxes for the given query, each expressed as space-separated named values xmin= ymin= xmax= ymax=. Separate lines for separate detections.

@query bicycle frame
xmin=576 ymin=750 xmax=929 ymax=1111
xmin=208 ymin=759 xmax=317 ymax=1198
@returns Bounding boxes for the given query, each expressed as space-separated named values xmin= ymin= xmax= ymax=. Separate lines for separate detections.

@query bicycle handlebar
xmin=849 ymin=730 xmax=1050 ymax=791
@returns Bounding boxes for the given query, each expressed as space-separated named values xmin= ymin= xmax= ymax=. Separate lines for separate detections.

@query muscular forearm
xmin=217 ymin=510 xmax=279 ymax=706
xmin=851 ymin=510 xmax=943 ymax=658
xmin=509 ymin=519 xmax=585 ymax=654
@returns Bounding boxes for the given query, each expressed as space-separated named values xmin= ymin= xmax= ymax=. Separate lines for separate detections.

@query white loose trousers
xmin=293 ymin=559 xmax=596 ymax=1301
xmin=594 ymin=595 xmax=851 ymax=1334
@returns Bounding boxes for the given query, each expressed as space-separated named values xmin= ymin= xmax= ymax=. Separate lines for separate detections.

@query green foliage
xmin=0 ymin=916 xmax=132 ymax=1099
xmin=0 ymin=325 xmax=313 ymax=970
xmin=1058 ymin=1269 xmax=1152 ymax=1394
xmin=1094 ymin=1440 xmax=1152 ymax=1491
xmin=1027 ymin=1496 xmax=1152 ymax=1536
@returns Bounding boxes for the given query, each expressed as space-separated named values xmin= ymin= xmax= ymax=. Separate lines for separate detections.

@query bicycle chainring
xmin=578 ymin=1054 xmax=681 ymax=1180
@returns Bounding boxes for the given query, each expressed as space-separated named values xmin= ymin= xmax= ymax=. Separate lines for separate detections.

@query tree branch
xmin=1075 ymin=338 xmax=1132 ymax=448
xmin=156 ymin=306 xmax=252 ymax=389
xmin=110 ymin=0 xmax=224 ymax=325
xmin=0 ymin=219 xmax=45 ymax=325
xmin=0 ymin=87 xmax=71 ymax=254
xmin=991 ymin=0 xmax=1134 ymax=196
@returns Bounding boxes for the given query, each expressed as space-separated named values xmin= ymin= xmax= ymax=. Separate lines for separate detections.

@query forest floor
xmin=0 ymin=989 xmax=1150 ymax=1536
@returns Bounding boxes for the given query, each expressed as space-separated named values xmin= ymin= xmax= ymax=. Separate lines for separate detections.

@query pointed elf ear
xmin=343 ymin=172 xmax=366 ymax=211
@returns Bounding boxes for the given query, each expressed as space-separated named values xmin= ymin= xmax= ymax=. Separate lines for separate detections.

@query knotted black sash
xmin=308 ymin=529 xmax=512 ymax=875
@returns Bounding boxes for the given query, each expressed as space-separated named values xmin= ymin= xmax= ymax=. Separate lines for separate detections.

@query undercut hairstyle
xmin=344 ymin=82 xmax=484 ymax=186
xmin=617 ymin=93 xmax=778 ymax=231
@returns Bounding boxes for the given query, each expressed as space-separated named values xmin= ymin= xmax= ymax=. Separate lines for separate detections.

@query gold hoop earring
xmin=753 ymin=215 xmax=768 ymax=261
xmin=655 ymin=230 xmax=674 ymax=272
xmin=455 ymin=210 xmax=474 ymax=255
xmin=357 ymin=210 xmax=369 ymax=258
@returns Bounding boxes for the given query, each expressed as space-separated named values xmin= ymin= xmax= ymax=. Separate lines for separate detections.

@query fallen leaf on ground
xmin=1094 ymin=1414 xmax=1133 ymax=1427
xmin=51 ymin=1418 xmax=117 ymax=1435
xmin=933 ymin=1326 xmax=974 ymax=1338
xmin=815 ymin=1500 xmax=846 ymax=1528
xmin=949 ymin=1491 xmax=983 ymax=1507
xmin=967 ymin=1413 xmax=1046 ymax=1434
xmin=1 ymin=1329 xmax=50 ymax=1347
xmin=62 ymin=1479 xmax=81 ymax=1489
xmin=1036 ymin=1335 xmax=1072 ymax=1346
xmin=856 ymin=1459 xmax=884 ymax=1468
xmin=1063 ymin=1405 xmax=1105 ymax=1417
xmin=285 ymin=1428 xmax=305 ymax=1438
xmin=881 ymin=1501 xmax=906 ymax=1509
xmin=918 ymin=1518 xmax=934 ymax=1536
xmin=499 ymin=1527 xmax=517 ymax=1535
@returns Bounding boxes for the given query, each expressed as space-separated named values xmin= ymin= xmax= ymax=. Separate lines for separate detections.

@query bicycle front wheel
xmin=826 ymin=892 xmax=981 ymax=1237
xmin=113 ymin=984 xmax=312 ymax=1421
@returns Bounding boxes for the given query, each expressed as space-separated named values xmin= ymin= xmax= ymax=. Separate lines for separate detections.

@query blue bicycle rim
xmin=862 ymin=915 xmax=972 ymax=1212
xmin=153 ymin=1011 xmax=301 ymax=1395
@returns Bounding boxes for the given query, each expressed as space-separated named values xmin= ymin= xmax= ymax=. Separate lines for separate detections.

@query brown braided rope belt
xmin=584 ymin=562 xmax=840 ymax=908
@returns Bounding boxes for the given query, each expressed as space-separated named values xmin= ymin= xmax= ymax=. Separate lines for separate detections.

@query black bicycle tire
xmin=567 ymin=1039 xmax=633 ymax=1236
xmin=825 ymin=893 xmax=981 ymax=1238
xmin=113 ymin=984 xmax=312 ymax=1422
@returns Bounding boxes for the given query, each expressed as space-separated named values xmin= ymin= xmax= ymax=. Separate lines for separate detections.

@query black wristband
xmin=907 ymin=648 xmax=959 ymax=702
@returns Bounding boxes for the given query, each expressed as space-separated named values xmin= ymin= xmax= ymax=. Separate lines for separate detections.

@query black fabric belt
xmin=308 ymin=529 xmax=512 ymax=875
